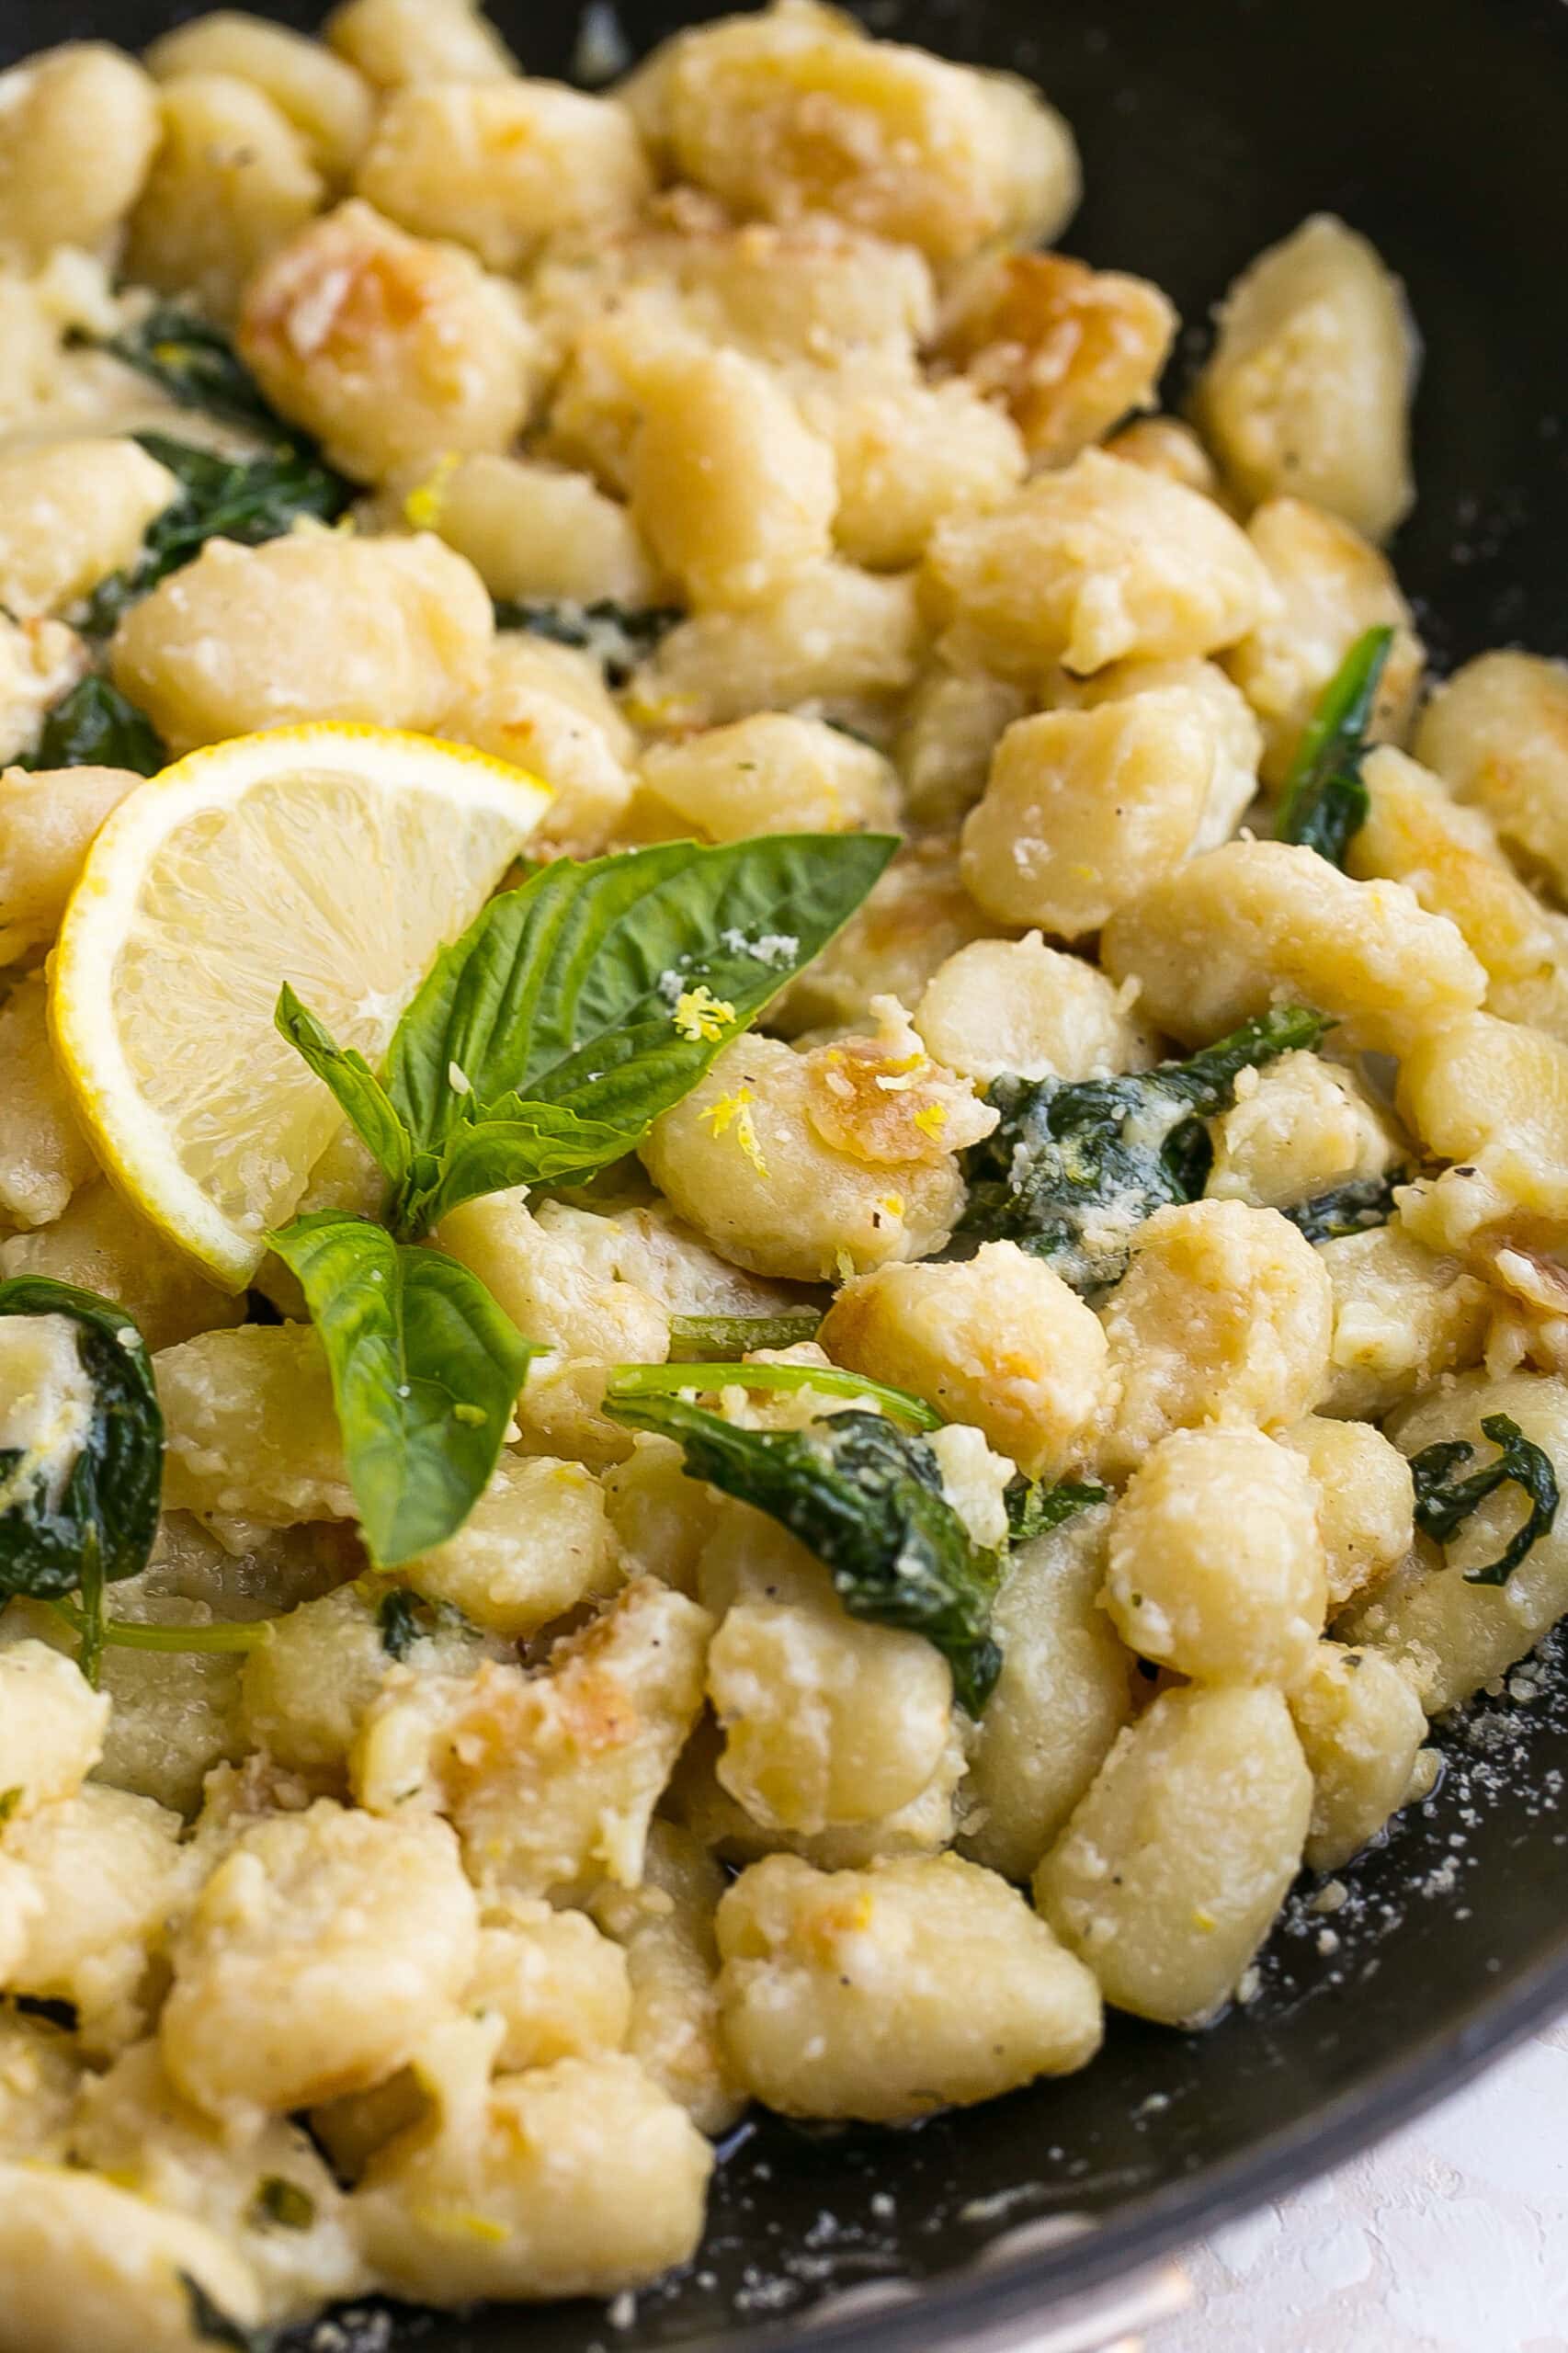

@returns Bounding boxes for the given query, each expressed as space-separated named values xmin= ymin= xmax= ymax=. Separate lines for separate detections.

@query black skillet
xmin=10 ymin=1 xmax=1568 ymax=2344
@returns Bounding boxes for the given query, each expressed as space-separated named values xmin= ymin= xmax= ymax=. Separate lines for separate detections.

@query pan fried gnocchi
xmin=1 ymin=0 xmax=1566 ymax=2340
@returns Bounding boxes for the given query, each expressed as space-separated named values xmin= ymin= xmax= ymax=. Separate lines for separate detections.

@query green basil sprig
xmin=17 ymin=675 xmax=165 ymax=777
xmin=1409 ymin=1412 xmax=1560 ymax=1587
xmin=278 ymin=833 xmax=896 ymax=1239
xmin=0 ymin=1276 xmax=162 ymax=1680
xmin=604 ymin=1388 xmax=1002 ymax=1712
xmin=960 ymin=1006 xmax=1330 ymax=1291
xmin=269 ymin=835 xmax=894 ymax=1565
xmin=1276 ymin=626 xmax=1394 ymax=866
xmin=268 ymin=1212 xmax=537 ymax=1568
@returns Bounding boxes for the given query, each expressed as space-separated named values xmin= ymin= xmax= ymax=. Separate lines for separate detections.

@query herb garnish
xmin=1276 ymin=626 xmax=1394 ymax=866
xmin=17 ymin=675 xmax=165 ymax=777
xmin=959 ymin=1006 xmax=1330 ymax=1290
xmin=1004 ymin=1476 xmax=1108 ymax=1547
xmin=271 ymin=835 xmax=894 ymax=1565
xmin=1281 ymin=1166 xmax=1407 ymax=1245
xmin=278 ymin=834 xmax=896 ymax=1241
xmin=603 ymin=1389 xmax=1002 ymax=1711
xmin=1409 ymin=1413 xmax=1561 ymax=1587
xmin=494 ymin=598 xmax=685 ymax=687
xmin=669 ymin=1311 xmax=824 ymax=1358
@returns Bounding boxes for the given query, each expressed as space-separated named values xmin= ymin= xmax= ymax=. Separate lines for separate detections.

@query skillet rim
xmin=704 ymin=1936 xmax=1568 ymax=2353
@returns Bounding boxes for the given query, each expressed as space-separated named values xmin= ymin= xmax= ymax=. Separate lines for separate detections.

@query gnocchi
xmin=0 ymin=0 xmax=1563 ymax=2330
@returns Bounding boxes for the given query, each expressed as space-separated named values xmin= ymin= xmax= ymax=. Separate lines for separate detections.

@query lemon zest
xmin=672 ymin=983 xmax=735 ymax=1043
xmin=701 ymin=1086 xmax=767 ymax=1176
xmin=403 ymin=450 xmax=461 ymax=532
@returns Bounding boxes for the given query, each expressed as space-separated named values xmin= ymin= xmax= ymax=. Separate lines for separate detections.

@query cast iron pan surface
xmin=8 ymin=2 xmax=1568 ymax=2345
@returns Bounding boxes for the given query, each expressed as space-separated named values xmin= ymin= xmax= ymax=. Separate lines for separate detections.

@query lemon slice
xmin=51 ymin=724 xmax=550 ymax=1288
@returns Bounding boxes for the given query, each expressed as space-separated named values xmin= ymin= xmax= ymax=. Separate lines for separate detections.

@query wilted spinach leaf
xmin=98 ymin=306 xmax=290 ymax=440
xmin=376 ymin=1586 xmax=425 ymax=1660
xmin=1276 ymin=625 xmax=1394 ymax=866
xmin=0 ymin=1276 xmax=163 ymax=1682
xmin=1004 ymin=1475 xmax=1108 ymax=1547
xmin=960 ymin=1006 xmax=1330 ymax=1291
xmin=1409 ymin=1412 xmax=1560 ymax=1587
xmin=603 ymin=1390 xmax=1003 ymax=1711
xmin=1282 ymin=1166 xmax=1407 ymax=1245
xmin=374 ymin=1585 xmax=472 ymax=1658
xmin=17 ymin=674 xmax=165 ymax=777
xmin=494 ymin=597 xmax=685 ymax=687
xmin=79 ymin=434 xmax=352 ymax=637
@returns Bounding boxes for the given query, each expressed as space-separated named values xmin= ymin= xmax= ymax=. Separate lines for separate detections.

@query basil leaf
xmin=1277 ymin=626 xmax=1394 ymax=866
xmin=99 ymin=306 xmax=290 ymax=441
xmin=960 ymin=1006 xmax=1331 ymax=1291
xmin=0 ymin=1277 xmax=163 ymax=1621
xmin=17 ymin=674 xmax=165 ymax=776
xmin=1282 ymin=1166 xmax=1407 ymax=1245
xmin=608 ymin=1357 xmax=943 ymax=1429
xmin=79 ymin=435 xmax=352 ymax=638
xmin=669 ymin=1311 xmax=824 ymax=1358
xmin=268 ymin=1211 xmax=538 ymax=1567
xmin=494 ymin=597 xmax=684 ymax=687
xmin=275 ymin=991 xmax=626 ymax=1232
xmin=1004 ymin=1475 xmax=1108 ymax=1547
xmin=603 ymin=1391 xmax=1002 ymax=1712
xmin=397 ymin=1092 xmax=633 ymax=1234
xmin=274 ymin=985 xmax=413 ymax=1192
xmin=381 ymin=833 xmax=896 ymax=1212
xmin=1409 ymin=1412 xmax=1560 ymax=1587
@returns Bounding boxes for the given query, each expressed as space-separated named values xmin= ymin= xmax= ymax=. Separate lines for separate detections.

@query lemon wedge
xmin=51 ymin=724 xmax=550 ymax=1287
